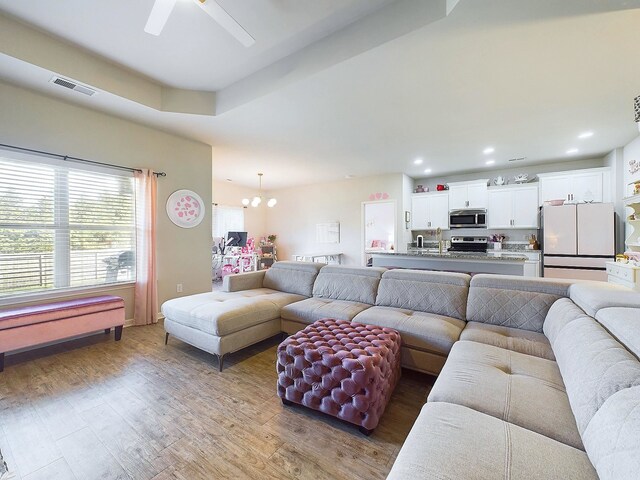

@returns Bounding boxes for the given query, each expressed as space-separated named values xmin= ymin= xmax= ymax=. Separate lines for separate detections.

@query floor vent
xmin=49 ymin=76 xmax=97 ymax=96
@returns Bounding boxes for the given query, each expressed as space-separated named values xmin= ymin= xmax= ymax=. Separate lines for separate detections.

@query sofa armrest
xmin=223 ymin=271 xmax=267 ymax=292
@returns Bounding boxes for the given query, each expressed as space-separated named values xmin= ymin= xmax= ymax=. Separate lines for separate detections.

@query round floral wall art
xmin=166 ymin=189 xmax=205 ymax=228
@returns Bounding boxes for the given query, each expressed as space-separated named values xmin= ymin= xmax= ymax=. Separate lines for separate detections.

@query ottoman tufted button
xmin=277 ymin=318 xmax=401 ymax=434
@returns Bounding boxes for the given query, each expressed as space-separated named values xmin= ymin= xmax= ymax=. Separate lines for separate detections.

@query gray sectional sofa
xmin=161 ymin=261 xmax=640 ymax=478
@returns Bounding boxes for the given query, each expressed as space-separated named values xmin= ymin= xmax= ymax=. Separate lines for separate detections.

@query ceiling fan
xmin=144 ymin=0 xmax=255 ymax=47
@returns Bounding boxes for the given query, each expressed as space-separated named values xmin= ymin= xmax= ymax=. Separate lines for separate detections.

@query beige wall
xmin=212 ymin=180 xmax=267 ymax=242
xmin=265 ymin=173 xmax=406 ymax=265
xmin=0 ymin=80 xmax=213 ymax=319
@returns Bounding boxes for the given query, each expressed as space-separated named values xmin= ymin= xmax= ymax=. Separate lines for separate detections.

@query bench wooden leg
xmin=104 ymin=328 xmax=111 ymax=334
xmin=0 ymin=353 xmax=4 ymax=373
xmin=114 ymin=325 xmax=123 ymax=341
xmin=165 ymin=332 xmax=170 ymax=345
xmin=359 ymin=426 xmax=374 ymax=436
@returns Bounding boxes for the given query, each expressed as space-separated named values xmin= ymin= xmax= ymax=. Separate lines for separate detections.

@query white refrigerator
xmin=542 ymin=203 xmax=615 ymax=281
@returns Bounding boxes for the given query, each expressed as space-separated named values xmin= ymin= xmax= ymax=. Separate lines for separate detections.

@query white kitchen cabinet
xmin=411 ymin=192 xmax=449 ymax=230
xmin=487 ymin=189 xmax=513 ymax=228
xmin=487 ymin=185 xmax=539 ymax=229
xmin=448 ymin=180 xmax=489 ymax=209
xmin=538 ymin=168 xmax=610 ymax=205
xmin=411 ymin=196 xmax=430 ymax=229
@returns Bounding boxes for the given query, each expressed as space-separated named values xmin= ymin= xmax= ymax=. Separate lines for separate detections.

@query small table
xmin=276 ymin=319 xmax=401 ymax=435
xmin=291 ymin=253 xmax=343 ymax=264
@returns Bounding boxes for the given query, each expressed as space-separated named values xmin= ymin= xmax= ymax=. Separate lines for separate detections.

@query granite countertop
xmin=372 ymin=250 xmax=529 ymax=262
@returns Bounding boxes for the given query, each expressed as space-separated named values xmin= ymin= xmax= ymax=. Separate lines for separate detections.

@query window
xmin=212 ymin=205 xmax=244 ymax=240
xmin=0 ymin=151 xmax=136 ymax=297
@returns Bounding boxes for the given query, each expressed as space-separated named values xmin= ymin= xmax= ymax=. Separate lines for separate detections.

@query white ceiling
xmin=0 ymin=0 xmax=392 ymax=90
xmin=0 ymin=0 xmax=639 ymax=189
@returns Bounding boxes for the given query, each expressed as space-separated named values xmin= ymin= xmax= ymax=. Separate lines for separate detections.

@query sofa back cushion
xmin=263 ymin=261 xmax=324 ymax=297
xmin=375 ymin=270 xmax=470 ymax=321
xmin=466 ymin=275 xmax=573 ymax=333
xmin=312 ymin=265 xmax=385 ymax=305
xmin=582 ymin=386 xmax=640 ymax=480
xmin=569 ymin=281 xmax=640 ymax=317
xmin=543 ymin=298 xmax=591 ymax=347
xmin=552 ymin=316 xmax=640 ymax=435
xmin=596 ymin=307 xmax=640 ymax=359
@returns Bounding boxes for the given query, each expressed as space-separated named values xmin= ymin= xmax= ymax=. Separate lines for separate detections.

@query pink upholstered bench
xmin=277 ymin=318 xmax=401 ymax=435
xmin=0 ymin=295 xmax=125 ymax=372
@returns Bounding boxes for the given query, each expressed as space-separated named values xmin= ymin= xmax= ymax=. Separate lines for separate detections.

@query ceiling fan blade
xmin=144 ymin=0 xmax=178 ymax=36
xmin=194 ymin=0 xmax=255 ymax=47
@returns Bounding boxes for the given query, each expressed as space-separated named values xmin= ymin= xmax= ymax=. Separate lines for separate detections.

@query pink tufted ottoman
xmin=276 ymin=318 xmax=401 ymax=435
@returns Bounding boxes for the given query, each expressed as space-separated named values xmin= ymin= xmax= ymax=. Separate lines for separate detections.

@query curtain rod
xmin=0 ymin=143 xmax=167 ymax=177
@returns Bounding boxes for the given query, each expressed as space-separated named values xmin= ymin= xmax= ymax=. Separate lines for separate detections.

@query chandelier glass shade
xmin=242 ymin=173 xmax=277 ymax=208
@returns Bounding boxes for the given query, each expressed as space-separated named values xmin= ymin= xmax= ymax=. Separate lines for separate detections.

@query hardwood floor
xmin=0 ymin=322 xmax=434 ymax=480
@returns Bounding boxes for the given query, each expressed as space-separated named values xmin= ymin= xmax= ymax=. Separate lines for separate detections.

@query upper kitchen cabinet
xmin=538 ymin=168 xmax=610 ymax=205
xmin=487 ymin=184 xmax=539 ymax=229
xmin=411 ymin=192 xmax=449 ymax=230
xmin=448 ymin=180 xmax=489 ymax=209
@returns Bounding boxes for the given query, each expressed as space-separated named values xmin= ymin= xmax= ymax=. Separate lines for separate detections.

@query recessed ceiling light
xmin=483 ymin=147 xmax=495 ymax=155
xmin=424 ymin=168 xmax=432 ymax=174
xmin=414 ymin=158 xmax=424 ymax=165
xmin=485 ymin=160 xmax=495 ymax=166
xmin=578 ymin=131 xmax=594 ymax=139
xmin=566 ymin=148 xmax=579 ymax=155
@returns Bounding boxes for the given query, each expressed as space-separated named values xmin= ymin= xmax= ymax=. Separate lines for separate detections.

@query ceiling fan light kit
xmin=145 ymin=0 xmax=255 ymax=47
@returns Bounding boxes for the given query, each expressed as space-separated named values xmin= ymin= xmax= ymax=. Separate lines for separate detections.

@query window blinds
xmin=0 ymin=153 xmax=136 ymax=296
xmin=212 ymin=205 xmax=244 ymax=240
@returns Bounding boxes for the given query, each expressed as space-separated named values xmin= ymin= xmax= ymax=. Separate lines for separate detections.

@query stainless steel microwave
xmin=449 ymin=209 xmax=487 ymax=229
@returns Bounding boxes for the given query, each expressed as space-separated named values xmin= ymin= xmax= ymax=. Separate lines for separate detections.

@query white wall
xmin=212 ymin=180 xmax=267 ymax=242
xmin=265 ymin=174 xmax=406 ymax=265
xmin=0 ymin=80 xmax=213 ymax=318
xmin=413 ymin=157 xmax=606 ymax=191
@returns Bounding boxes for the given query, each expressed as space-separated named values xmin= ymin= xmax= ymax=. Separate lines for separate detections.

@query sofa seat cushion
xmin=596 ymin=307 xmax=640 ymax=358
xmin=353 ymin=306 xmax=465 ymax=356
xmin=280 ymin=298 xmax=371 ymax=325
xmin=387 ymin=402 xmax=597 ymax=480
xmin=428 ymin=341 xmax=583 ymax=449
xmin=583 ymin=386 xmax=640 ymax=480
xmin=460 ymin=321 xmax=555 ymax=360
xmin=161 ymin=289 xmax=305 ymax=336
xmin=569 ymin=281 xmax=640 ymax=317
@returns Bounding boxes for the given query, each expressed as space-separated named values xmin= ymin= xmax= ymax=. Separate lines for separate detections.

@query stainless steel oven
xmin=449 ymin=209 xmax=487 ymax=229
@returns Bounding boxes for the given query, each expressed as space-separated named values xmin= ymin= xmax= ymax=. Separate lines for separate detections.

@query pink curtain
xmin=134 ymin=169 xmax=158 ymax=326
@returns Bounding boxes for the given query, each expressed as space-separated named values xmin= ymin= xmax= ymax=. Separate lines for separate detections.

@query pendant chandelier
xmin=242 ymin=173 xmax=277 ymax=208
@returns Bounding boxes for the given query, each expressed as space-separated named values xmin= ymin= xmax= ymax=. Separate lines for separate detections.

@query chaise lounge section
xmin=161 ymin=261 xmax=323 ymax=370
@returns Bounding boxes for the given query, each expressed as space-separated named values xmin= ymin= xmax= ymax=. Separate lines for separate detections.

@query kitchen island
xmin=371 ymin=251 xmax=539 ymax=277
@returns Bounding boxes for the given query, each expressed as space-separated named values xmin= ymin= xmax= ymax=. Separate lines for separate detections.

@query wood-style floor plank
xmin=2 ymin=321 xmax=433 ymax=479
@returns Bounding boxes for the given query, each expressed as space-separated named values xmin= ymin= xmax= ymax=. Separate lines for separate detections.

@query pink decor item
xmin=368 ymin=192 xmax=390 ymax=201
xmin=277 ymin=319 xmax=401 ymax=435
xmin=134 ymin=169 xmax=158 ymax=326
xmin=166 ymin=189 xmax=205 ymax=228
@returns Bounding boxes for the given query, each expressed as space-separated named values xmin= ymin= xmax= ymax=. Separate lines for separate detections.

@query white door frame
xmin=361 ymin=200 xmax=397 ymax=267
